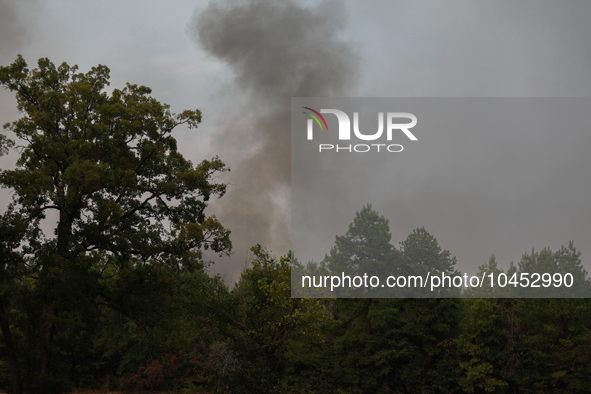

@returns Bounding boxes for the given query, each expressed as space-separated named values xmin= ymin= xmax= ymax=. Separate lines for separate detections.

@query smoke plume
xmin=192 ymin=0 xmax=357 ymax=281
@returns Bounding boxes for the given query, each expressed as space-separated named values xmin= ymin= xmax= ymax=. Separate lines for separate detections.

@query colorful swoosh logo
xmin=302 ymin=107 xmax=328 ymax=131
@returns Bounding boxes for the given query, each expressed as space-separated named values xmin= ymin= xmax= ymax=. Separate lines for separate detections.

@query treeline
xmin=295 ymin=205 xmax=590 ymax=299
xmin=2 ymin=222 xmax=591 ymax=392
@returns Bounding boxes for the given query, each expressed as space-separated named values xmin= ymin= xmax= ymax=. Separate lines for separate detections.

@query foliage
xmin=221 ymin=245 xmax=335 ymax=393
xmin=322 ymin=204 xmax=402 ymax=297
xmin=0 ymin=55 xmax=231 ymax=393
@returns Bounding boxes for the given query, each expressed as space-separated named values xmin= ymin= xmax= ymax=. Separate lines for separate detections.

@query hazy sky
xmin=1 ymin=0 xmax=591 ymax=283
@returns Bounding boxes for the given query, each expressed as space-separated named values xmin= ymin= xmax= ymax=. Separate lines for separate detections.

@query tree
xmin=213 ymin=246 xmax=333 ymax=393
xmin=468 ymin=255 xmax=506 ymax=298
xmin=517 ymin=243 xmax=590 ymax=297
xmin=399 ymin=227 xmax=460 ymax=297
xmin=0 ymin=208 xmax=35 ymax=394
xmin=0 ymin=56 xmax=231 ymax=393
xmin=323 ymin=204 xmax=401 ymax=297
xmin=457 ymin=298 xmax=510 ymax=393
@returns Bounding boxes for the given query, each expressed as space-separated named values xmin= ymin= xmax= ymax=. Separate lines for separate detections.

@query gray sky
xmin=1 ymin=0 xmax=591 ymax=283
xmin=291 ymin=97 xmax=591 ymax=278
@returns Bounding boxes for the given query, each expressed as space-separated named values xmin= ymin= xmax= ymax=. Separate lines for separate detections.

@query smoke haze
xmin=0 ymin=0 xmax=33 ymax=178
xmin=192 ymin=0 xmax=357 ymax=281
xmin=0 ymin=0 xmax=27 ymax=59
xmin=2 ymin=1 xmax=589 ymax=285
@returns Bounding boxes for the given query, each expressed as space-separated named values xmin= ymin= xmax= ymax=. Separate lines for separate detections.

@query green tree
xmin=0 ymin=209 xmax=35 ymax=394
xmin=212 ymin=246 xmax=333 ymax=393
xmin=457 ymin=299 xmax=511 ymax=393
xmin=103 ymin=269 xmax=233 ymax=392
xmin=318 ymin=206 xmax=463 ymax=392
xmin=515 ymin=298 xmax=591 ymax=393
xmin=323 ymin=204 xmax=401 ymax=297
xmin=0 ymin=56 xmax=231 ymax=393
xmin=517 ymin=243 xmax=590 ymax=297
xmin=399 ymin=227 xmax=460 ymax=297
xmin=468 ymin=255 xmax=506 ymax=298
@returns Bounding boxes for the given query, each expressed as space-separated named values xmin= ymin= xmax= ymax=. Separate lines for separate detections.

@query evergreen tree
xmin=323 ymin=204 xmax=401 ymax=297
xmin=399 ymin=227 xmax=461 ymax=297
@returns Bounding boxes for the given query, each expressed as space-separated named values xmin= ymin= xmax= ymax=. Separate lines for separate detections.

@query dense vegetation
xmin=1 ymin=57 xmax=591 ymax=393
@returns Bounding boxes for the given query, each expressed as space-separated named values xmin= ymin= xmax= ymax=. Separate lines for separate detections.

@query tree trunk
xmin=37 ymin=201 xmax=67 ymax=393
xmin=0 ymin=300 xmax=23 ymax=394
xmin=39 ymin=316 xmax=55 ymax=394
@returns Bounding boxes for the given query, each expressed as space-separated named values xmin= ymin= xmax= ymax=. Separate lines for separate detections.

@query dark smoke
xmin=192 ymin=0 xmax=357 ymax=281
